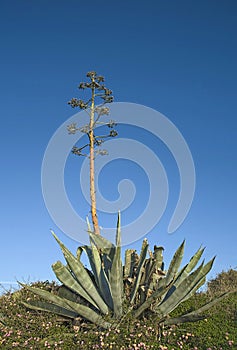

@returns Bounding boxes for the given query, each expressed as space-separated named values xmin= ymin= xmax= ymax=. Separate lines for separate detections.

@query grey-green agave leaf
xmin=124 ymin=249 xmax=135 ymax=278
xmin=51 ymin=231 xmax=109 ymax=315
xmin=52 ymin=261 xmax=98 ymax=309
xmin=133 ymin=283 xmax=168 ymax=318
xmin=20 ymin=283 xmax=111 ymax=329
xmin=21 ymin=300 xmax=78 ymax=319
xmin=173 ymin=246 xmax=205 ymax=289
xmin=165 ymin=240 xmax=185 ymax=287
xmin=153 ymin=245 xmax=164 ymax=271
xmin=110 ymin=212 xmax=123 ymax=318
xmin=164 ymin=290 xmax=236 ymax=326
xmin=90 ymin=231 xmax=115 ymax=259
xmin=124 ymin=249 xmax=138 ymax=279
xmin=163 ymin=314 xmax=205 ymax=326
xmin=156 ymin=258 xmax=215 ymax=316
xmin=183 ymin=290 xmax=236 ymax=317
xmin=82 ymin=243 xmax=114 ymax=310
xmin=130 ymin=238 xmax=149 ymax=304
xmin=19 ymin=283 xmax=78 ymax=313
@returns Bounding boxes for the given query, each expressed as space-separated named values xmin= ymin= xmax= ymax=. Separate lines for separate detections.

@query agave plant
xmin=20 ymin=213 xmax=233 ymax=329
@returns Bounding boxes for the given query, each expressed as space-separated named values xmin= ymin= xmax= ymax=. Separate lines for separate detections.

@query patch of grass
xmin=0 ymin=271 xmax=236 ymax=349
xmin=163 ymin=292 xmax=236 ymax=349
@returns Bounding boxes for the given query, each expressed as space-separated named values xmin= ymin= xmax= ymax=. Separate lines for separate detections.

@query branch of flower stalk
xmin=93 ymin=111 xmax=110 ymax=125
xmin=72 ymin=145 xmax=89 ymax=157
xmin=93 ymin=131 xmax=118 ymax=141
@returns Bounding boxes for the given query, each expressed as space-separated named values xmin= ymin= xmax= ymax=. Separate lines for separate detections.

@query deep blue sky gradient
xmin=0 ymin=0 xmax=236 ymax=290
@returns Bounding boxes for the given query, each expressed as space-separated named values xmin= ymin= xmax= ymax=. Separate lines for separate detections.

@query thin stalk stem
xmin=89 ymin=80 xmax=100 ymax=235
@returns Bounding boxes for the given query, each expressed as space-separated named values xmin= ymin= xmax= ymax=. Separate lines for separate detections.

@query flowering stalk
xmin=89 ymin=76 xmax=99 ymax=234
xmin=67 ymin=71 xmax=117 ymax=235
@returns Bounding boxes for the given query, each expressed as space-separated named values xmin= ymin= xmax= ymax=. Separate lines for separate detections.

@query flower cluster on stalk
xmin=68 ymin=71 xmax=114 ymax=110
xmin=67 ymin=71 xmax=118 ymax=157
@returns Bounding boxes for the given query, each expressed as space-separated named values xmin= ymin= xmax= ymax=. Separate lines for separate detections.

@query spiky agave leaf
xmin=86 ymin=218 xmax=116 ymax=281
xmin=19 ymin=283 xmax=111 ymax=329
xmin=89 ymin=232 xmax=116 ymax=280
xmin=144 ymin=246 xmax=165 ymax=294
xmin=82 ymin=242 xmax=114 ymax=310
xmin=52 ymin=261 xmax=98 ymax=309
xmin=21 ymin=300 xmax=78 ymax=319
xmin=64 ymin=299 xmax=111 ymax=329
xmin=110 ymin=212 xmax=123 ymax=318
xmin=133 ymin=252 xmax=215 ymax=319
xmin=153 ymin=246 xmax=164 ymax=271
xmin=183 ymin=246 xmax=205 ymax=274
xmin=130 ymin=239 xmax=149 ymax=304
xmin=155 ymin=247 xmax=206 ymax=311
xmin=173 ymin=246 xmax=205 ymax=288
xmin=165 ymin=240 xmax=185 ymax=287
xmin=89 ymin=231 xmax=115 ymax=259
xmin=124 ymin=249 xmax=136 ymax=278
xmin=142 ymin=254 xmax=154 ymax=286
xmin=56 ymin=285 xmax=82 ymax=303
xmin=76 ymin=246 xmax=83 ymax=261
xmin=124 ymin=249 xmax=139 ymax=280
xmin=163 ymin=314 xmax=205 ymax=325
xmin=181 ymin=277 xmax=206 ymax=303
xmin=51 ymin=230 xmax=109 ymax=315
xmin=133 ymin=282 xmax=169 ymax=318
xmin=156 ymin=258 xmax=215 ymax=317
xmin=163 ymin=290 xmax=236 ymax=326
xmin=183 ymin=290 xmax=236 ymax=317
xmin=155 ymin=262 xmax=204 ymax=316
xmin=19 ymin=282 xmax=76 ymax=313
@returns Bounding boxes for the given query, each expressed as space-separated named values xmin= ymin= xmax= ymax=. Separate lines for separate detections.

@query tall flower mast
xmin=67 ymin=71 xmax=117 ymax=235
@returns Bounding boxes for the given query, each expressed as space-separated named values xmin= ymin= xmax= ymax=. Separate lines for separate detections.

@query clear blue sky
xmin=0 ymin=0 xmax=236 ymax=291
